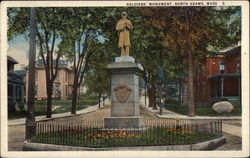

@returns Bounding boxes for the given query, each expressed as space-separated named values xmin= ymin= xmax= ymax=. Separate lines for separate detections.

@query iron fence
xmin=29 ymin=118 xmax=222 ymax=148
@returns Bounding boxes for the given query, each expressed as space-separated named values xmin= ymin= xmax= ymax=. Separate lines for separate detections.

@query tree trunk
xmin=46 ymin=86 xmax=52 ymax=118
xmin=178 ymin=79 xmax=182 ymax=105
xmin=102 ymin=93 xmax=105 ymax=107
xmin=149 ymin=84 xmax=157 ymax=109
xmin=151 ymin=84 xmax=157 ymax=110
xmin=148 ymin=86 xmax=152 ymax=107
xmin=145 ymin=86 xmax=147 ymax=106
xmin=187 ymin=50 xmax=195 ymax=117
xmin=98 ymin=92 xmax=101 ymax=109
xmin=71 ymin=87 xmax=78 ymax=114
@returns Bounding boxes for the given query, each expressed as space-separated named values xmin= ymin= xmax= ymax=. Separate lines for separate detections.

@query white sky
xmin=8 ymin=35 xmax=29 ymax=70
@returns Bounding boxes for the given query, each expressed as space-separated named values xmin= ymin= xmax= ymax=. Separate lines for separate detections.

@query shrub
xmin=164 ymin=97 xmax=178 ymax=104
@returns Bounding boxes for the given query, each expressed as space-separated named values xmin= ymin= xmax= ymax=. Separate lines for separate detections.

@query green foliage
xmin=165 ymin=105 xmax=241 ymax=116
xmin=8 ymin=7 xmax=241 ymax=111
xmin=8 ymin=98 xmax=98 ymax=120
xmin=164 ymin=98 xmax=178 ymax=104
xmin=31 ymin=126 xmax=217 ymax=147
xmin=84 ymin=40 xmax=111 ymax=95
xmin=79 ymin=94 xmax=99 ymax=100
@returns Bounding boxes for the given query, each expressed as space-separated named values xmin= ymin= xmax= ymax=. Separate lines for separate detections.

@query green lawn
xmin=8 ymin=94 xmax=99 ymax=120
xmin=31 ymin=127 xmax=218 ymax=147
xmin=165 ymin=105 xmax=241 ymax=116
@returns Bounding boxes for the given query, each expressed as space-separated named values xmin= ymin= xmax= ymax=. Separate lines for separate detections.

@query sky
xmin=8 ymin=35 xmax=29 ymax=70
xmin=8 ymin=33 xmax=105 ymax=71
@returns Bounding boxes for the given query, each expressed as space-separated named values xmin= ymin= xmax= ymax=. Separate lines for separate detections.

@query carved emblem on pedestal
xmin=114 ymin=85 xmax=132 ymax=102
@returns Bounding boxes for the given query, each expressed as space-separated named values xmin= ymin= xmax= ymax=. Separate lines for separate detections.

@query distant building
xmin=181 ymin=46 xmax=241 ymax=106
xmin=8 ymin=56 xmax=25 ymax=112
xmin=25 ymin=60 xmax=76 ymax=100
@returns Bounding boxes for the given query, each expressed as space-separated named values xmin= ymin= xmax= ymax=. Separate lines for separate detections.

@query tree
xmin=84 ymin=40 xmax=111 ymax=108
xmin=142 ymin=7 xmax=241 ymax=116
xmin=35 ymin=8 xmax=67 ymax=118
xmin=8 ymin=8 xmax=70 ymax=118
xmin=127 ymin=8 xmax=167 ymax=110
xmin=58 ymin=8 xmax=118 ymax=114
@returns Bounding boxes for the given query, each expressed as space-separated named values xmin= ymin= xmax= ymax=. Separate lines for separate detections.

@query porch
xmin=208 ymin=73 xmax=241 ymax=106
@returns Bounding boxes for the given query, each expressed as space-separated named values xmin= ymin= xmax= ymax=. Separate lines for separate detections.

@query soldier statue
xmin=116 ymin=11 xmax=133 ymax=56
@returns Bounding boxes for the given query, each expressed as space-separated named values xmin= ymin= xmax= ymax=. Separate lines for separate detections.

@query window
xmin=236 ymin=60 xmax=240 ymax=73
xmin=53 ymin=84 xmax=60 ymax=94
xmin=35 ymin=85 xmax=38 ymax=95
xmin=16 ymin=86 xmax=22 ymax=98
xmin=219 ymin=61 xmax=225 ymax=74
xmin=56 ymin=72 xmax=60 ymax=81
xmin=35 ymin=71 xmax=38 ymax=81
xmin=65 ymin=72 xmax=68 ymax=82
xmin=8 ymin=84 xmax=13 ymax=97
xmin=65 ymin=85 xmax=68 ymax=95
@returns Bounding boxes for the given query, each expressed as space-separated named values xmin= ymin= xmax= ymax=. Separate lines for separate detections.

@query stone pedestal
xmin=104 ymin=56 xmax=144 ymax=128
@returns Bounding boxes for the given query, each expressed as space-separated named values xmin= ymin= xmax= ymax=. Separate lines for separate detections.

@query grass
xmin=30 ymin=127 xmax=218 ymax=147
xmin=165 ymin=105 xmax=241 ymax=116
xmin=8 ymin=94 xmax=99 ymax=120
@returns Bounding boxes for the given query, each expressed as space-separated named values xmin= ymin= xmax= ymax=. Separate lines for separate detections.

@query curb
xmin=23 ymin=137 xmax=226 ymax=151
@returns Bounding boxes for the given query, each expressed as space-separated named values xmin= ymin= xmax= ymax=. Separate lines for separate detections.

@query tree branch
xmin=36 ymin=27 xmax=46 ymax=67
xmin=52 ymin=53 xmax=61 ymax=82
xmin=78 ymin=50 xmax=91 ymax=85
xmin=50 ymin=31 xmax=56 ymax=80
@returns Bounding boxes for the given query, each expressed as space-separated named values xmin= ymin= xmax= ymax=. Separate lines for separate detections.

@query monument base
xmin=115 ymin=56 xmax=135 ymax=63
xmin=104 ymin=116 xmax=144 ymax=129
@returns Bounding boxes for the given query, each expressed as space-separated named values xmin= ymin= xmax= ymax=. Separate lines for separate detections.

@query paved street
xmin=215 ymin=133 xmax=242 ymax=150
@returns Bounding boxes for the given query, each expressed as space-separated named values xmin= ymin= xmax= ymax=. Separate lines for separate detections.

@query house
xmin=181 ymin=46 xmax=241 ymax=106
xmin=7 ymin=56 xmax=25 ymax=112
xmin=25 ymin=60 xmax=75 ymax=100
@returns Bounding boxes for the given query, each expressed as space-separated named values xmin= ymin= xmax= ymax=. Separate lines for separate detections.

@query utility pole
xmin=25 ymin=8 xmax=37 ymax=139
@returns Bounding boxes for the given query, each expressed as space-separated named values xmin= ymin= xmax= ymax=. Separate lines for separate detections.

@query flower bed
xmin=30 ymin=126 xmax=219 ymax=148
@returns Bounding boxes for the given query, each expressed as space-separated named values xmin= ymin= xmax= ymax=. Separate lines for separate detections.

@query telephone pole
xmin=25 ymin=7 xmax=37 ymax=139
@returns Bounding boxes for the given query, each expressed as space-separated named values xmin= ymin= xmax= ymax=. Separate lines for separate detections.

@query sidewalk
xmin=222 ymin=123 xmax=242 ymax=137
xmin=140 ymin=96 xmax=241 ymax=120
xmin=139 ymin=96 xmax=242 ymax=137
xmin=8 ymin=98 xmax=111 ymax=126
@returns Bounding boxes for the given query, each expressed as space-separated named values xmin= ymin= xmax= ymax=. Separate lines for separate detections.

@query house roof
xmin=207 ymin=46 xmax=241 ymax=57
xmin=224 ymin=46 xmax=241 ymax=57
xmin=14 ymin=70 xmax=26 ymax=76
xmin=36 ymin=59 xmax=69 ymax=67
xmin=25 ymin=59 xmax=72 ymax=70
xmin=7 ymin=56 xmax=18 ymax=64
xmin=208 ymin=73 xmax=241 ymax=80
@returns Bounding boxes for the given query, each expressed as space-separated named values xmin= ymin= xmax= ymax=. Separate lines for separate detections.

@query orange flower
xmin=122 ymin=131 xmax=126 ymax=136
xmin=97 ymin=133 xmax=101 ymax=137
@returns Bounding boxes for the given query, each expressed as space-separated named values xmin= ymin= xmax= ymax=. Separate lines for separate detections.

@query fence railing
xmin=28 ymin=118 xmax=222 ymax=147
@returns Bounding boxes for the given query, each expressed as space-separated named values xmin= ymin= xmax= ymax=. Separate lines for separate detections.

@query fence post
xmin=45 ymin=122 xmax=47 ymax=142
xmin=36 ymin=122 xmax=39 ymax=142
xmin=215 ymin=121 xmax=218 ymax=136
xmin=81 ymin=125 xmax=84 ymax=146
xmin=210 ymin=121 xmax=213 ymax=134
xmin=220 ymin=120 xmax=223 ymax=136
xmin=61 ymin=124 xmax=64 ymax=144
